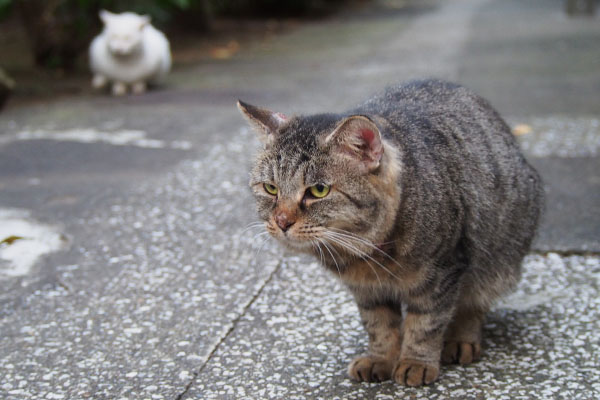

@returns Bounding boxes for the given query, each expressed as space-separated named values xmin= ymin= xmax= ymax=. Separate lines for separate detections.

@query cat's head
xmin=239 ymin=101 xmax=401 ymax=259
xmin=100 ymin=10 xmax=149 ymax=56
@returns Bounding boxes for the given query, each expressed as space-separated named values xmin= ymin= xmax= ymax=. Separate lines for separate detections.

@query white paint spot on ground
xmin=0 ymin=209 xmax=66 ymax=278
xmin=1 ymin=128 xmax=192 ymax=150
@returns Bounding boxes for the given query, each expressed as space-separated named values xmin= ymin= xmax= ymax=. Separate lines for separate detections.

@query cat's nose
xmin=275 ymin=212 xmax=296 ymax=232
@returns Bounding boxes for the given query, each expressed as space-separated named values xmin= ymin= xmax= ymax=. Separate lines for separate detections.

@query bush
xmin=207 ymin=0 xmax=346 ymax=17
xmin=16 ymin=0 xmax=103 ymax=69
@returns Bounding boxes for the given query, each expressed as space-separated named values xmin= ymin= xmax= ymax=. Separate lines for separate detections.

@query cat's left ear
xmin=237 ymin=100 xmax=288 ymax=145
xmin=325 ymin=115 xmax=383 ymax=172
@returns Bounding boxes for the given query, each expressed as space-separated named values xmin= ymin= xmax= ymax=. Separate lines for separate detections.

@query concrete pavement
xmin=0 ymin=0 xmax=599 ymax=398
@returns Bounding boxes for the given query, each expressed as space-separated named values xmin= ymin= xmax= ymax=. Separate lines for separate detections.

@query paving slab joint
xmin=174 ymin=260 xmax=283 ymax=400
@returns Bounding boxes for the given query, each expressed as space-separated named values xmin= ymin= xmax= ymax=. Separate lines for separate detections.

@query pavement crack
xmin=174 ymin=260 xmax=283 ymax=400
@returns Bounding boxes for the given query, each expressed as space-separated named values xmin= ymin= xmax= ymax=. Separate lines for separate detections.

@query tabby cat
xmin=238 ymin=79 xmax=543 ymax=386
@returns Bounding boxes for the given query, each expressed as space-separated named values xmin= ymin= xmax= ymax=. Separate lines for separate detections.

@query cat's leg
xmin=442 ymin=307 xmax=485 ymax=365
xmin=111 ymin=82 xmax=127 ymax=96
xmin=393 ymin=308 xmax=452 ymax=386
xmin=348 ymin=302 xmax=403 ymax=382
xmin=92 ymin=74 xmax=108 ymax=89
xmin=393 ymin=270 xmax=461 ymax=388
xmin=132 ymin=81 xmax=147 ymax=95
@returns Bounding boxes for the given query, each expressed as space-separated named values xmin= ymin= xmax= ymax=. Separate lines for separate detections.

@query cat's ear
xmin=99 ymin=10 xmax=115 ymax=24
xmin=237 ymin=100 xmax=287 ymax=145
xmin=139 ymin=15 xmax=151 ymax=30
xmin=325 ymin=115 xmax=383 ymax=172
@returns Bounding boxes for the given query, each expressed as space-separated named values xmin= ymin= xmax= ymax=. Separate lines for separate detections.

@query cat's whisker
xmin=318 ymin=238 xmax=342 ymax=280
xmin=325 ymin=235 xmax=384 ymax=288
xmin=250 ymin=230 xmax=270 ymax=241
xmin=323 ymin=232 xmax=402 ymax=282
xmin=320 ymin=232 xmax=362 ymax=258
xmin=363 ymin=259 xmax=384 ymax=290
xmin=320 ymin=233 xmax=382 ymax=287
xmin=328 ymin=228 xmax=392 ymax=253
xmin=242 ymin=230 xmax=270 ymax=252
xmin=253 ymin=233 xmax=273 ymax=259
xmin=311 ymin=239 xmax=325 ymax=266
xmin=328 ymin=228 xmax=405 ymax=270
xmin=329 ymin=232 xmax=401 ymax=280
xmin=324 ymin=238 xmax=344 ymax=260
xmin=337 ymin=241 xmax=389 ymax=289
xmin=239 ymin=227 xmax=269 ymax=249
xmin=239 ymin=221 xmax=267 ymax=236
xmin=243 ymin=221 xmax=265 ymax=229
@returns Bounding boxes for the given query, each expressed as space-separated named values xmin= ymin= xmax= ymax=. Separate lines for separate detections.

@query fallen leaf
xmin=1 ymin=235 xmax=25 ymax=245
xmin=210 ymin=40 xmax=240 ymax=60
xmin=513 ymin=123 xmax=533 ymax=136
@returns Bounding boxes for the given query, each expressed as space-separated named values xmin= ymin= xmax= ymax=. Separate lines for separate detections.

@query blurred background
xmin=0 ymin=0 xmax=597 ymax=110
xmin=0 ymin=0 xmax=365 ymax=108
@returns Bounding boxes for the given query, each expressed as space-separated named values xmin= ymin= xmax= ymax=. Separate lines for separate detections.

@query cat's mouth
xmin=281 ymin=238 xmax=314 ymax=252
xmin=265 ymin=222 xmax=315 ymax=251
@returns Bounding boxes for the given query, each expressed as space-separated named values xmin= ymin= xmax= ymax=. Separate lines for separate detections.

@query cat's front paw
xmin=442 ymin=341 xmax=481 ymax=365
xmin=393 ymin=359 xmax=439 ymax=387
xmin=348 ymin=355 xmax=394 ymax=382
xmin=112 ymin=82 xmax=127 ymax=96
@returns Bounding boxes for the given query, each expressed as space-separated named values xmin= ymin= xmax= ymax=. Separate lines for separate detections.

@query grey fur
xmin=240 ymin=79 xmax=544 ymax=386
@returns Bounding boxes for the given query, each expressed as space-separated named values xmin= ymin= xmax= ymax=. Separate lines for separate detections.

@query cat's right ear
xmin=99 ymin=10 xmax=115 ymax=24
xmin=237 ymin=100 xmax=287 ymax=145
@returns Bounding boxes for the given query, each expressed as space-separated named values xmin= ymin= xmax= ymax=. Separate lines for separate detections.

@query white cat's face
xmin=100 ymin=10 xmax=149 ymax=56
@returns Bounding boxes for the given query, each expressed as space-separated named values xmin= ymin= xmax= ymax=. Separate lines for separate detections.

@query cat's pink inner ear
xmin=361 ymin=128 xmax=383 ymax=162
xmin=328 ymin=116 xmax=383 ymax=171
xmin=361 ymin=128 xmax=374 ymax=142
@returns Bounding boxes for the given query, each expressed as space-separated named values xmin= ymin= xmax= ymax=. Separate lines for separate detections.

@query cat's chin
xmin=277 ymin=237 xmax=314 ymax=252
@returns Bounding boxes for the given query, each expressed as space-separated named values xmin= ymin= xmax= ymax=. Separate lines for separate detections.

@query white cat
xmin=89 ymin=10 xmax=171 ymax=96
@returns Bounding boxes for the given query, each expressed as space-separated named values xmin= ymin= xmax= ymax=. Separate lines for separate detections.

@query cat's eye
xmin=264 ymin=183 xmax=278 ymax=196
xmin=308 ymin=184 xmax=330 ymax=198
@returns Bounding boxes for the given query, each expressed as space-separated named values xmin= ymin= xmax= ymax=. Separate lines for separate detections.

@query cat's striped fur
xmin=239 ymin=79 xmax=543 ymax=386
